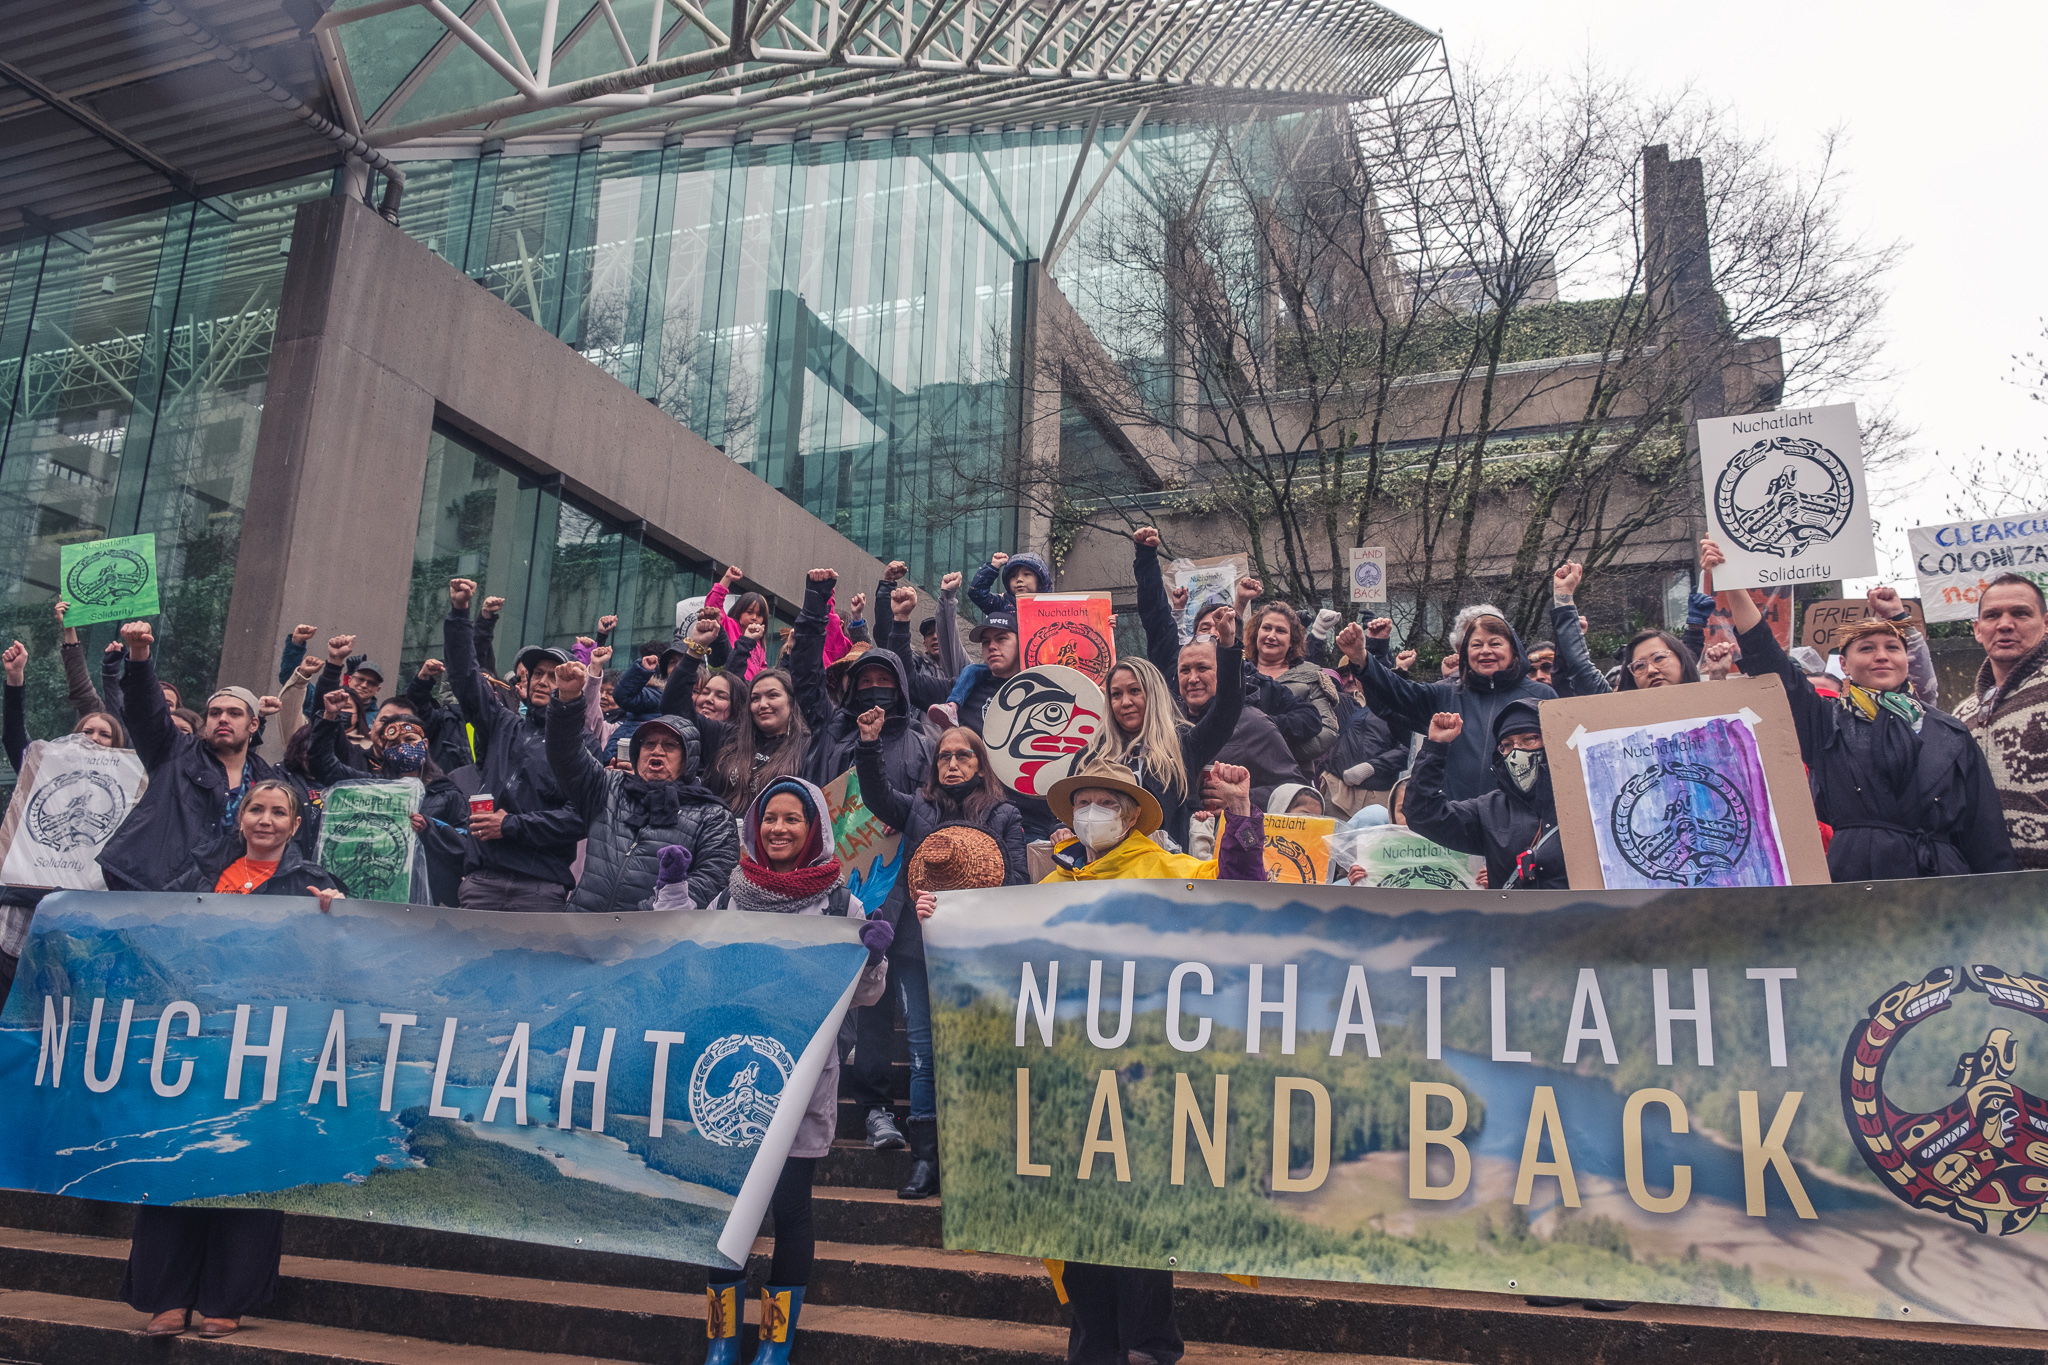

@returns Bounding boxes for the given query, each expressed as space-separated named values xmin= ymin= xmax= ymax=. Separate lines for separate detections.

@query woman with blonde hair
xmin=1086 ymin=652 xmax=1240 ymax=848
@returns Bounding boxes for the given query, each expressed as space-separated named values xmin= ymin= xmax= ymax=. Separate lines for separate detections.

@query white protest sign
xmin=1347 ymin=547 xmax=1387 ymax=604
xmin=1906 ymin=513 xmax=2048 ymax=622
xmin=1697 ymin=402 xmax=1874 ymax=591
xmin=1168 ymin=553 xmax=1246 ymax=644
xmin=0 ymin=734 xmax=147 ymax=889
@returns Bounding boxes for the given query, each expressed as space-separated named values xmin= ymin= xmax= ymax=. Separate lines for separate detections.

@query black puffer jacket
xmin=792 ymin=575 xmax=934 ymax=794
xmin=545 ymin=698 xmax=740 ymax=912
xmin=98 ymin=654 xmax=313 ymax=892
xmin=1403 ymin=701 xmax=1566 ymax=890
xmin=854 ymin=738 xmax=1028 ymax=960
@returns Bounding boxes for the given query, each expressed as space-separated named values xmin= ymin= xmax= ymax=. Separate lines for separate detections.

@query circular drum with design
xmin=979 ymin=664 xmax=1107 ymax=799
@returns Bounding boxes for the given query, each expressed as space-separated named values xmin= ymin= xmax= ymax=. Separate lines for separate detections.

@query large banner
xmin=1907 ymin=513 xmax=2048 ymax=622
xmin=1 ymin=892 xmax=869 ymax=1268
xmin=925 ymin=873 xmax=2048 ymax=1330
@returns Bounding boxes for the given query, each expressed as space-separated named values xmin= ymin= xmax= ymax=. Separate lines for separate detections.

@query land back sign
xmin=924 ymin=872 xmax=2048 ymax=1329
xmin=0 ymin=892 xmax=869 ymax=1269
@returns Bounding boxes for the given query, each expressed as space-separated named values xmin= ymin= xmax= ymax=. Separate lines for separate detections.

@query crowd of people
xmin=1 ymin=522 xmax=2043 ymax=1362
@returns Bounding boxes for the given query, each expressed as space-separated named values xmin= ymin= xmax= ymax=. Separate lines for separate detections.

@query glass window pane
xmin=402 ymin=426 xmax=540 ymax=681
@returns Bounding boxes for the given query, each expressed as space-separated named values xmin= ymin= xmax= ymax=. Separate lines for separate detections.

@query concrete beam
xmin=220 ymin=194 xmax=912 ymax=692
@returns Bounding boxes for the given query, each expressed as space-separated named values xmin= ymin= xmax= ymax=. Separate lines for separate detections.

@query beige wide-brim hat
xmin=1047 ymin=759 xmax=1164 ymax=836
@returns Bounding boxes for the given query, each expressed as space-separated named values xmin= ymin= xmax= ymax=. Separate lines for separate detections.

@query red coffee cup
xmin=469 ymin=793 xmax=495 ymax=817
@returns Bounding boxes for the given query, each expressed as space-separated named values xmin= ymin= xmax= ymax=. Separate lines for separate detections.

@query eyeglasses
xmin=1628 ymin=650 xmax=1676 ymax=677
xmin=936 ymin=749 xmax=976 ymax=765
xmin=1497 ymin=734 xmax=1543 ymax=753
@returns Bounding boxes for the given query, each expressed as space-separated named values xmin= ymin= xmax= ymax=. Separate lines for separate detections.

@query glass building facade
xmin=0 ymin=125 xmax=1172 ymax=763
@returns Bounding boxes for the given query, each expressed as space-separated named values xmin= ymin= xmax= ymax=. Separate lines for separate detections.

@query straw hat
xmin=907 ymin=826 xmax=1008 ymax=894
xmin=1047 ymin=759 xmax=1164 ymax=835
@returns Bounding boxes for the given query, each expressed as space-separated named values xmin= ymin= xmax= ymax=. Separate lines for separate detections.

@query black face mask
xmin=851 ymin=685 xmax=895 ymax=715
xmin=939 ymin=774 xmax=978 ymax=794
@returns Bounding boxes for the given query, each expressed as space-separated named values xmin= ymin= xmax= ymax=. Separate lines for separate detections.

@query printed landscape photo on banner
xmin=921 ymin=872 xmax=2048 ymax=1332
xmin=0 ymin=893 xmax=870 ymax=1270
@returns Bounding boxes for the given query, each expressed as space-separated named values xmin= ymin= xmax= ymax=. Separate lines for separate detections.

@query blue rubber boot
xmin=751 ymin=1284 xmax=805 ymax=1364
xmin=704 ymin=1282 xmax=741 ymax=1364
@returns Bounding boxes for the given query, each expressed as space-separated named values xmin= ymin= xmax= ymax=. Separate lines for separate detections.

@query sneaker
xmin=865 ymin=1107 xmax=907 ymax=1149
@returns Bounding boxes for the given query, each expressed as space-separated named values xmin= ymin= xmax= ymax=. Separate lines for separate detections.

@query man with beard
xmin=99 ymin=620 xmax=304 ymax=891
xmin=444 ymin=577 xmax=587 ymax=909
xmin=1402 ymin=700 xmax=1567 ymax=890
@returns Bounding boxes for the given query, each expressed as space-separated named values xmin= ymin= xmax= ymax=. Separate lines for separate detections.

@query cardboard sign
xmin=58 ymin=533 xmax=159 ymax=627
xmin=1016 ymin=593 xmax=1115 ymax=687
xmin=0 ymin=735 xmax=147 ymax=889
xmin=1541 ymin=675 xmax=1828 ymax=890
xmin=316 ymin=778 xmax=425 ymax=904
xmin=1906 ymin=514 xmax=2048 ymax=622
xmin=1168 ymin=553 xmax=1246 ymax=643
xmin=1222 ymin=812 xmax=1335 ymax=883
xmin=1800 ymin=597 xmax=1926 ymax=653
xmin=823 ymin=766 xmax=905 ymax=910
xmin=980 ymin=665 xmax=1107 ymax=799
xmin=1697 ymin=403 xmax=1875 ymax=591
xmin=1346 ymin=547 xmax=1387 ymax=604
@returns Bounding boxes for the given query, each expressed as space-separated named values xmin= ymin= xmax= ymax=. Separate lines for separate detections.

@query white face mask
xmin=1072 ymin=805 xmax=1126 ymax=852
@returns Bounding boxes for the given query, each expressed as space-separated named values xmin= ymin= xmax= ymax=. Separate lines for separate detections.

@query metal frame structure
xmin=315 ymin=0 xmax=1445 ymax=148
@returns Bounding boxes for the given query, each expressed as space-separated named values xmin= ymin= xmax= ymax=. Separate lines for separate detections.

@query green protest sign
xmin=58 ymin=533 xmax=159 ymax=626
xmin=316 ymin=779 xmax=424 ymax=903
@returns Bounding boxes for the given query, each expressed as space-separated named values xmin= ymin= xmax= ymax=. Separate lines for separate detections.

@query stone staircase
xmin=0 ymin=1041 xmax=2039 ymax=1363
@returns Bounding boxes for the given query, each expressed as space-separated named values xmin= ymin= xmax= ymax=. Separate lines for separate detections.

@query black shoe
xmin=898 ymin=1117 xmax=939 ymax=1198
xmin=865 ymin=1107 xmax=907 ymax=1150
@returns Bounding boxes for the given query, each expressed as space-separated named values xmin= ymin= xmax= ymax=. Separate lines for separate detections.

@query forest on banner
xmin=924 ymin=874 xmax=2048 ymax=1329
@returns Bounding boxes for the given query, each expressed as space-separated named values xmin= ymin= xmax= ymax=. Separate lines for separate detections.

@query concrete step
xmin=816 ymin=1138 xmax=918 ymax=1189
xmin=0 ymin=1286 xmax=640 ymax=1365
xmin=0 ymin=1229 xmax=1404 ymax=1365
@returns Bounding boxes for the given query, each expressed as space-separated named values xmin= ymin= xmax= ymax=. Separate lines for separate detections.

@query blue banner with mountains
xmin=0 ymin=892 xmax=869 ymax=1269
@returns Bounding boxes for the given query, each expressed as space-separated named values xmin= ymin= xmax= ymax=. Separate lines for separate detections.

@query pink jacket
xmin=706 ymin=580 xmax=850 ymax=679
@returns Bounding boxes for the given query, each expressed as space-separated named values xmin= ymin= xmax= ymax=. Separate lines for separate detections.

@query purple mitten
xmin=656 ymin=844 xmax=692 ymax=889
xmin=859 ymin=917 xmax=895 ymax=964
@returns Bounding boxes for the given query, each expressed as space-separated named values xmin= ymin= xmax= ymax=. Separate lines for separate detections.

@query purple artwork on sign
xmin=1577 ymin=714 xmax=1788 ymax=889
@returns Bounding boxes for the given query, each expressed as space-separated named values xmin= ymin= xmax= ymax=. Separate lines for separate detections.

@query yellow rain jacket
xmin=1040 ymin=830 xmax=1223 ymax=883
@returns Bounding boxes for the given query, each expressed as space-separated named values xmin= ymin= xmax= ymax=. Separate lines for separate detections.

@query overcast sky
xmin=1391 ymin=0 xmax=2047 ymax=588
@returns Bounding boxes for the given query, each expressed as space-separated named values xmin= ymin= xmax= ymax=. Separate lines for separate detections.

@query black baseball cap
xmin=971 ymin=613 xmax=1017 ymax=643
xmin=516 ymin=646 xmax=572 ymax=674
xmin=918 ymin=617 xmax=937 ymax=637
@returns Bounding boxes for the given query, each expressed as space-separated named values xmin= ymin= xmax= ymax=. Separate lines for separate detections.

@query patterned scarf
xmin=725 ymin=855 xmax=842 ymax=911
xmin=1839 ymin=680 xmax=1924 ymax=734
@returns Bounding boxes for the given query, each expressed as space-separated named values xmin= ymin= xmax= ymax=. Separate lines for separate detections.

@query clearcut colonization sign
xmin=1907 ymin=513 xmax=2048 ymax=622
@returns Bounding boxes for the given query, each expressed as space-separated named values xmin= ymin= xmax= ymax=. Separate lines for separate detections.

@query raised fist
xmin=1132 ymin=526 xmax=1161 ymax=549
xmin=590 ymin=645 xmax=613 ymax=669
xmin=884 ymin=560 xmax=909 ymax=582
xmin=1169 ymin=584 xmax=1189 ymax=612
xmin=1553 ymin=562 xmax=1584 ymax=599
xmin=990 ymin=552 xmax=1009 ymax=570
xmin=857 ymin=706 xmax=887 ymax=741
xmin=849 ymin=592 xmax=867 ymax=619
xmin=120 ymin=621 xmax=155 ymax=659
xmin=1427 ymin=712 xmax=1463 ymax=744
xmin=807 ymin=568 xmax=837 ymax=583
xmin=448 ymin=578 xmax=476 ymax=610
xmin=689 ymin=617 xmax=722 ymax=646
xmin=892 ymin=586 xmax=918 ymax=620
xmin=743 ymin=620 xmax=766 ymax=641
xmin=1867 ymin=584 xmax=1905 ymax=619
xmin=722 ymin=565 xmax=745 ymax=585
xmin=258 ymin=695 xmax=283 ymax=718
xmin=1365 ymin=617 xmax=1394 ymax=641
xmin=1234 ymin=577 xmax=1263 ymax=607
xmin=940 ymin=572 xmax=962 ymax=592
xmin=1395 ymin=648 xmax=1417 ymax=672
xmin=418 ymin=658 xmax=446 ymax=681
xmin=292 ymin=623 xmax=317 ymax=644
xmin=597 ymin=614 xmax=618 ymax=634
xmin=1 ymin=641 xmax=25 ymax=687
xmin=326 ymin=634 xmax=357 ymax=665
xmin=480 ymin=596 xmax=505 ymax=619
xmin=322 ymin=689 xmax=352 ymax=720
